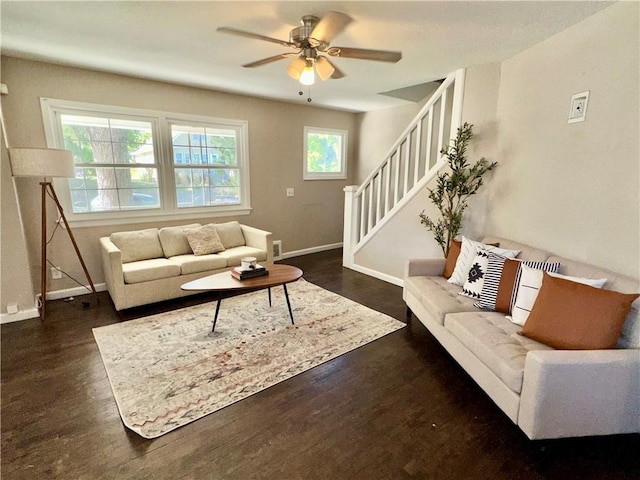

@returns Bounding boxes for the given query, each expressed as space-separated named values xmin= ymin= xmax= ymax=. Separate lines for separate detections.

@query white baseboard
xmin=1 ymin=283 xmax=107 ymax=324
xmin=45 ymin=282 xmax=107 ymax=301
xmin=344 ymin=263 xmax=404 ymax=287
xmin=0 ymin=308 xmax=40 ymax=324
xmin=281 ymin=242 xmax=343 ymax=259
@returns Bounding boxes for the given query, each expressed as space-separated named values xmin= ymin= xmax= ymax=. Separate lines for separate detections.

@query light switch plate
xmin=568 ymin=91 xmax=589 ymax=123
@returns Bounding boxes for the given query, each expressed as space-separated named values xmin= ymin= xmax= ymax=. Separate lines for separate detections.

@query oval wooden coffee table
xmin=181 ymin=264 xmax=303 ymax=332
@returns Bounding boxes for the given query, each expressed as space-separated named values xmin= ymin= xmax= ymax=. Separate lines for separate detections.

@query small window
xmin=303 ymin=127 xmax=348 ymax=180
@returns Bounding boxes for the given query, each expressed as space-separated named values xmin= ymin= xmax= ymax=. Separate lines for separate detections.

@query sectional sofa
xmin=100 ymin=221 xmax=273 ymax=310
xmin=403 ymin=235 xmax=639 ymax=440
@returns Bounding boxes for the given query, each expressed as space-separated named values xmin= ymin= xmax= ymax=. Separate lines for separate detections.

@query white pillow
xmin=509 ymin=265 xmax=607 ymax=326
xmin=447 ymin=236 xmax=520 ymax=286
xmin=460 ymin=248 xmax=493 ymax=299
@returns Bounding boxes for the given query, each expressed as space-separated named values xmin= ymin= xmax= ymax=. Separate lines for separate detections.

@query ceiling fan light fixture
xmin=299 ymin=60 xmax=315 ymax=85
xmin=315 ymin=56 xmax=335 ymax=81
xmin=287 ymin=57 xmax=306 ymax=80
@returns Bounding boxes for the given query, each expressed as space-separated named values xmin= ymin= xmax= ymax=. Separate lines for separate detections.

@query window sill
xmin=62 ymin=207 xmax=252 ymax=229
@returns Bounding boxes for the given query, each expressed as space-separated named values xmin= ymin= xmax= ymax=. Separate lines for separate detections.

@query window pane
xmin=61 ymin=114 xmax=154 ymax=165
xmin=68 ymin=166 xmax=158 ymax=212
xmin=174 ymin=167 xmax=240 ymax=208
xmin=307 ymin=133 xmax=342 ymax=173
xmin=61 ymin=114 xmax=156 ymax=213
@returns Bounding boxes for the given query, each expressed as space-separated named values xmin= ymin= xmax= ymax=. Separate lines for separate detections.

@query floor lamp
xmin=9 ymin=147 xmax=96 ymax=321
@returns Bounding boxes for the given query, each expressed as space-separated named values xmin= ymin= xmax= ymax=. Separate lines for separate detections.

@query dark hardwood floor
xmin=2 ymin=249 xmax=638 ymax=479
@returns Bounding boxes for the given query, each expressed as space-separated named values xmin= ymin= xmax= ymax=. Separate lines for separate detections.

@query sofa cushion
xmin=445 ymin=311 xmax=553 ymax=393
xmin=215 ymin=221 xmax=246 ymax=248
xmin=169 ymin=254 xmax=227 ymax=275
xmin=404 ymin=275 xmax=478 ymax=325
xmin=216 ymin=246 xmax=268 ymax=267
xmin=185 ymin=224 xmax=226 ymax=255
xmin=158 ymin=223 xmax=201 ymax=257
xmin=122 ymin=259 xmax=181 ymax=284
xmin=110 ymin=228 xmax=164 ymax=263
xmin=521 ymin=273 xmax=639 ymax=350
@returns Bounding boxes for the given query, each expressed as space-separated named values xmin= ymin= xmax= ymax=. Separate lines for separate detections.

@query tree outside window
xmin=304 ymin=127 xmax=348 ymax=180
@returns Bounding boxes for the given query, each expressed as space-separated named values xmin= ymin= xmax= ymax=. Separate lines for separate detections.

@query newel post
xmin=343 ymin=185 xmax=359 ymax=268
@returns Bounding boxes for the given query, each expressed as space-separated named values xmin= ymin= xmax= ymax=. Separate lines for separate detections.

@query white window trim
xmin=303 ymin=126 xmax=348 ymax=180
xmin=40 ymin=98 xmax=251 ymax=227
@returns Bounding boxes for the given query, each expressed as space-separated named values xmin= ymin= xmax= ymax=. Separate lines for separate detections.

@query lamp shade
xmin=9 ymin=148 xmax=75 ymax=178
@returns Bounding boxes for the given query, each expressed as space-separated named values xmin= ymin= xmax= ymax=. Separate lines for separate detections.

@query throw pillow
xmin=185 ymin=224 xmax=226 ymax=256
xmin=460 ymin=248 xmax=492 ymax=299
xmin=509 ymin=265 xmax=606 ymax=326
xmin=214 ymin=221 xmax=246 ymax=249
xmin=110 ymin=228 xmax=164 ymax=263
xmin=447 ymin=236 xmax=520 ymax=286
xmin=158 ymin=223 xmax=202 ymax=257
xmin=443 ymin=239 xmax=462 ymax=279
xmin=521 ymin=272 xmax=639 ymax=350
xmin=473 ymin=253 xmax=514 ymax=311
xmin=475 ymin=256 xmax=561 ymax=314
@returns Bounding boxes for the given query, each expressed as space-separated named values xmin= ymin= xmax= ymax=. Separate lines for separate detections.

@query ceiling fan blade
xmin=316 ymin=56 xmax=345 ymax=81
xmin=328 ymin=47 xmax=402 ymax=63
xmin=217 ymin=27 xmax=295 ymax=48
xmin=311 ymin=11 xmax=353 ymax=44
xmin=243 ymin=53 xmax=296 ymax=68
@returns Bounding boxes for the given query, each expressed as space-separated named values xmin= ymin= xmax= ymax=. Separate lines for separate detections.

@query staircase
xmin=343 ymin=69 xmax=466 ymax=273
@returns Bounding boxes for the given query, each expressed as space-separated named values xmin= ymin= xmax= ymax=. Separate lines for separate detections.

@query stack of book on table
xmin=231 ymin=265 xmax=268 ymax=280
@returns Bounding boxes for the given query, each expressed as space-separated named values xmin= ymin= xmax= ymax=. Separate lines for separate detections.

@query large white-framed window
xmin=40 ymin=98 xmax=250 ymax=226
xmin=303 ymin=126 xmax=348 ymax=180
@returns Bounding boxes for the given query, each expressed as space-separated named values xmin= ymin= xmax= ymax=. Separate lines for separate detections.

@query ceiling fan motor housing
xmin=289 ymin=15 xmax=328 ymax=51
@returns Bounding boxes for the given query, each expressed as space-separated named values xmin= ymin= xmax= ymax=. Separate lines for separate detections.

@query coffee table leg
xmin=212 ymin=292 xmax=222 ymax=333
xmin=268 ymin=287 xmax=272 ymax=307
xmin=283 ymin=284 xmax=294 ymax=325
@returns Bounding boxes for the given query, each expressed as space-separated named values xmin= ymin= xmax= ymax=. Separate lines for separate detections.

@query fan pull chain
xmin=298 ymin=84 xmax=312 ymax=103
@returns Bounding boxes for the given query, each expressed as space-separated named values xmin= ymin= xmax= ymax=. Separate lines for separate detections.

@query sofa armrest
xmin=518 ymin=349 xmax=640 ymax=439
xmin=100 ymin=237 xmax=126 ymax=310
xmin=240 ymin=225 xmax=274 ymax=263
xmin=405 ymin=258 xmax=446 ymax=278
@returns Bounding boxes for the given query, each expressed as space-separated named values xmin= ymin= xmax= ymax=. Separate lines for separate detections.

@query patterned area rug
xmin=93 ymin=278 xmax=405 ymax=438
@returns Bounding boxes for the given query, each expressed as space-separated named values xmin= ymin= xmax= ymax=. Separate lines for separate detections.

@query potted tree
xmin=419 ymin=122 xmax=497 ymax=257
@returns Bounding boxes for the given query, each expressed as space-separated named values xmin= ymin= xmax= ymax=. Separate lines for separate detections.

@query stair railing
xmin=343 ymin=69 xmax=465 ymax=269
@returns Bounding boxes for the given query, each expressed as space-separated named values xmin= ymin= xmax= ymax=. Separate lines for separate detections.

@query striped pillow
xmin=474 ymin=254 xmax=560 ymax=314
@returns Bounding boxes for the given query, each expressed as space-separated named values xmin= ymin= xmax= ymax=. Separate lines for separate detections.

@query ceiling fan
xmin=217 ymin=11 xmax=402 ymax=86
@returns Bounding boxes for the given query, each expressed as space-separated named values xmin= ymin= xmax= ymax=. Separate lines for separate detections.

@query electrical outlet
xmin=286 ymin=188 xmax=294 ymax=197
xmin=7 ymin=303 xmax=18 ymax=314
xmin=51 ymin=266 xmax=63 ymax=279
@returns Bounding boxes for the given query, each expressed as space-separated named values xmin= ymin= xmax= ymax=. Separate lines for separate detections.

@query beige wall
xmin=487 ymin=1 xmax=639 ymax=278
xmin=0 ymin=57 xmax=357 ymax=313
xmin=1 ymin=122 xmax=37 ymax=316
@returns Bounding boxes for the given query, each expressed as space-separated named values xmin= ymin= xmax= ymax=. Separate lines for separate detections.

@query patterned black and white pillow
xmin=459 ymin=248 xmax=492 ymax=299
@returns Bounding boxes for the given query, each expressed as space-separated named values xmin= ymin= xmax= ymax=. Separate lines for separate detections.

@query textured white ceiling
xmin=1 ymin=1 xmax=612 ymax=112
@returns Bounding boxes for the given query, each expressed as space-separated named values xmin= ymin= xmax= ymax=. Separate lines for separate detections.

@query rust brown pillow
xmin=443 ymin=240 xmax=462 ymax=279
xmin=521 ymin=272 xmax=639 ymax=350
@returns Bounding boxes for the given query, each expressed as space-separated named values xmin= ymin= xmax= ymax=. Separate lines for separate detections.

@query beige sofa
xmin=100 ymin=221 xmax=273 ymax=310
xmin=403 ymin=236 xmax=639 ymax=440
